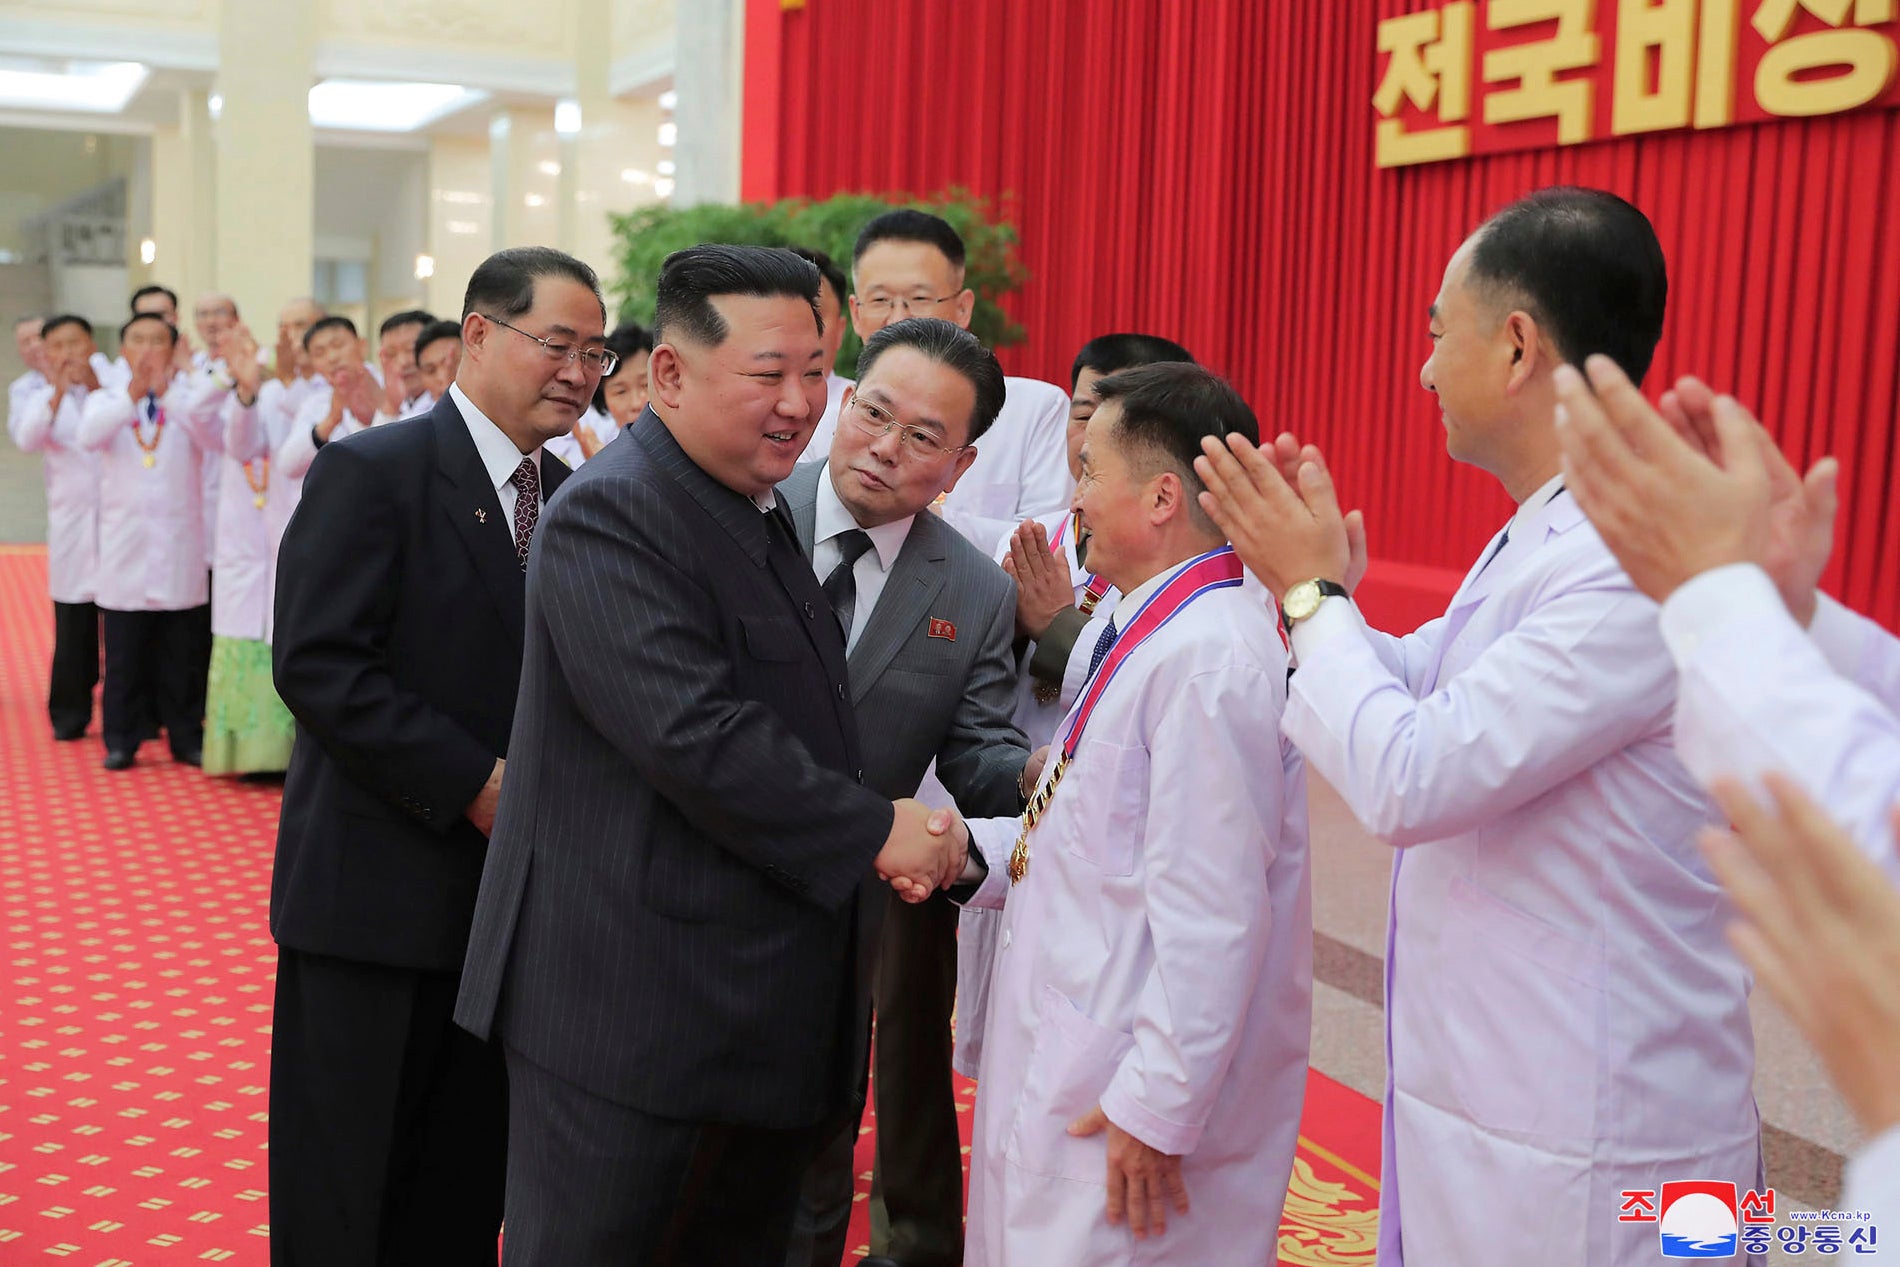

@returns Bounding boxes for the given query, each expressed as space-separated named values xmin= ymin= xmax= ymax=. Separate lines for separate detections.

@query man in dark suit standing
xmin=455 ymin=245 xmax=969 ymax=1265
xmin=778 ymin=317 xmax=1032 ymax=1267
xmin=268 ymin=246 xmax=612 ymax=1266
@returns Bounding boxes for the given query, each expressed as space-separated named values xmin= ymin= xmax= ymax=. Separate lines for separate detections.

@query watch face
xmin=1284 ymin=581 xmax=1321 ymax=621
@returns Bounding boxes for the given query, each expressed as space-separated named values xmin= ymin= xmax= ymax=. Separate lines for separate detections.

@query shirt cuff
xmin=1807 ymin=592 xmax=1865 ymax=677
xmin=1287 ymin=594 xmax=1360 ymax=666
xmin=1657 ymin=563 xmax=1783 ymax=665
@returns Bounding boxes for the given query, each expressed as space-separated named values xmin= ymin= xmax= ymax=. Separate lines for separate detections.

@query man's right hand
xmin=316 ymin=388 xmax=348 ymax=441
xmin=876 ymin=798 xmax=969 ymax=902
xmin=1003 ymin=519 xmax=1073 ymax=639
xmin=465 ymin=758 xmax=505 ymax=836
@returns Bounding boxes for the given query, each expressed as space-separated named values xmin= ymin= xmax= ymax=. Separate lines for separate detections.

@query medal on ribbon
xmin=1008 ymin=545 xmax=1244 ymax=884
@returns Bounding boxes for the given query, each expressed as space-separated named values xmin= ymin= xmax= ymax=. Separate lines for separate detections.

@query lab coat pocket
xmin=1006 ymin=985 xmax=1136 ymax=1185
xmin=1060 ymin=740 xmax=1146 ymax=876
xmin=1436 ymin=877 xmax=1603 ymax=1141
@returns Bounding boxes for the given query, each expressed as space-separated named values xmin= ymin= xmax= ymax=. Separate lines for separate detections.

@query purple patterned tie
xmin=511 ymin=457 xmax=540 ymax=571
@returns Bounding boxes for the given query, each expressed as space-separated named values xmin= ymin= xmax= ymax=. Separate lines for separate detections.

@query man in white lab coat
xmin=80 ymin=312 xmax=224 ymax=770
xmin=9 ymin=314 xmax=107 ymax=740
xmin=954 ymin=361 xmax=1311 ymax=1266
xmin=955 ymin=332 xmax=1196 ymax=1082
xmin=1195 ymin=187 xmax=1761 ymax=1267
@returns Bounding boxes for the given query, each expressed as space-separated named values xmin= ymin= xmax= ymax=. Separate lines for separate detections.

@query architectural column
xmin=214 ymin=0 xmax=315 ymax=326
xmin=672 ymin=0 xmax=744 ymax=206
xmin=144 ymin=88 xmax=217 ymax=304
xmin=488 ymin=106 xmax=560 ymax=253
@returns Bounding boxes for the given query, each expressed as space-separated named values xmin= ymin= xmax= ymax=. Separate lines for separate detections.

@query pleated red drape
xmin=744 ymin=0 xmax=1900 ymax=627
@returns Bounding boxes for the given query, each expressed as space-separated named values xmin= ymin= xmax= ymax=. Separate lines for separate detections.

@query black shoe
xmin=172 ymin=745 xmax=203 ymax=768
xmin=103 ymin=748 xmax=135 ymax=771
xmin=51 ymin=722 xmax=87 ymax=741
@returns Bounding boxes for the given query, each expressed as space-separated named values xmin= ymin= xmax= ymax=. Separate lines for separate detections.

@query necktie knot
xmin=833 ymin=528 xmax=873 ymax=566
xmin=511 ymin=457 xmax=541 ymax=572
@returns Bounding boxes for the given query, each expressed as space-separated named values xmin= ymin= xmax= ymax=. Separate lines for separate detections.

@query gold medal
xmin=141 ymin=453 xmax=156 ymax=468
xmin=1007 ymin=755 xmax=1068 ymax=883
xmin=253 ymin=495 xmax=266 ymax=509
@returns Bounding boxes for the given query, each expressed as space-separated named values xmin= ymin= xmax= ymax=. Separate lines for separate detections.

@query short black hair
xmin=1071 ymin=333 xmax=1196 ymax=391
xmin=852 ymin=210 xmax=966 ymax=271
xmin=462 ymin=246 xmax=603 ymax=324
xmin=303 ymin=314 xmax=358 ymax=349
xmin=652 ymin=244 xmax=820 ymax=349
xmin=378 ymin=308 xmax=437 ymax=338
xmin=40 ymin=314 xmax=93 ymax=340
xmin=855 ymin=317 xmax=1007 ymax=445
xmin=130 ymin=284 xmax=178 ymax=313
xmin=591 ymin=322 xmax=655 ymax=414
xmin=1467 ymin=186 xmax=1668 ymax=385
xmin=120 ymin=312 xmax=179 ymax=345
xmin=789 ymin=246 xmax=848 ymax=313
xmin=1092 ymin=363 xmax=1260 ymax=533
xmin=412 ymin=319 xmax=463 ymax=363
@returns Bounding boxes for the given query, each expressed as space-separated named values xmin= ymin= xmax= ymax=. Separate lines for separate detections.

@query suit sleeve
xmin=932 ymin=576 xmax=1032 ymax=818
xmin=535 ymin=473 xmax=895 ymax=912
xmin=1028 ymin=605 xmax=1090 ymax=690
xmin=272 ymin=439 xmax=498 ymax=831
xmin=1102 ymin=663 xmax=1287 ymax=1156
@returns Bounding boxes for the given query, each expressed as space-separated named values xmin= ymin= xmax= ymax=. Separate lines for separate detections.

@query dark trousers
xmin=788 ymin=893 xmax=964 ymax=1267
xmin=101 ymin=605 xmax=207 ymax=755
xmin=48 ymin=600 xmax=99 ymax=735
xmin=269 ymin=948 xmax=508 ymax=1267
xmin=502 ymin=1046 xmax=832 ymax=1267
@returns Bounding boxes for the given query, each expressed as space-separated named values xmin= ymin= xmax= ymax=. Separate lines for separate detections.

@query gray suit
xmin=779 ymin=459 xmax=1029 ymax=1267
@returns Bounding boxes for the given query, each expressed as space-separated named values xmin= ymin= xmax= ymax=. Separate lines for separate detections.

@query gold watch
xmin=1281 ymin=579 xmax=1349 ymax=633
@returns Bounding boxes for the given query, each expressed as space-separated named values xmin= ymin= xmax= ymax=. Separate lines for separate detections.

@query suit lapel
xmin=778 ymin=462 xmax=822 ymax=558
xmin=847 ymin=517 xmax=947 ymax=704
xmin=433 ymin=398 xmax=526 ymax=650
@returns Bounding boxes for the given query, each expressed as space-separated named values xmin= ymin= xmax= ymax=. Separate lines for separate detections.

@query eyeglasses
xmin=481 ymin=315 xmax=618 ymax=374
xmin=847 ymin=395 xmax=970 ymax=462
xmin=856 ymin=293 xmax=958 ymax=319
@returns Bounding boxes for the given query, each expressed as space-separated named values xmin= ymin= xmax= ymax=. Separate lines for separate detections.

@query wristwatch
xmin=1281 ymin=578 xmax=1350 ymax=633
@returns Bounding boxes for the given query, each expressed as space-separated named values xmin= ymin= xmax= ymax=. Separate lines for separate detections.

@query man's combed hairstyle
xmin=856 ymin=317 xmax=1007 ymax=444
xmin=412 ymin=319 xmax=464 ymax=362
xmin=378 ymin=308 xmax=437 ymax=338
xmin=851 ymin=209 xmax=967 ymax=271
xmin=1469 ymin=186 xmax=1668 ymax=385
xmin=1092 ymin=363 xmax=1260 ymax=530
xmin=651 ymin=245 xmax=820 ymax=348
xmin=40 ymin=314 xmax=93 ymax=340
xmin=789 ymin=246 xmax=849 ymax=312
xmin=302 ymin=314 xmax=359 ymax=349
xmin=461 ymin=247 xmax=603 ymax=323
xmin=119 ymin=312 xmax=179 ymax=345
xmin=1070 ymin=333 xmax=1196 ymax=390
xmin=130 ymin=284 xmax=177 ymax=313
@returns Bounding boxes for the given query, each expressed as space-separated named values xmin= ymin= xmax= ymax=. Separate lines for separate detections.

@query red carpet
xmin=0 ymin=545 xmax=1381 ymax=1264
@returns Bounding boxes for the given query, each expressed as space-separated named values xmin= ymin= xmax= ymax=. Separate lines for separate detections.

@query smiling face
xmin=462 ymin=276 xmax=607 ymax=449
xmin=651 ymin=294 xmax=827 ymax=497
xmin=849 ymin=240 xmax=976 ymax=339
xmin=601 ymin=348 xmax=650 ymax=426
xmin=828 ymin=345 xmax=979 ymax=528
xmin=1070 ymin=399 xmax=1160 ymax=592
xmin=1420 ymin=234 xmax=1521 ymax=471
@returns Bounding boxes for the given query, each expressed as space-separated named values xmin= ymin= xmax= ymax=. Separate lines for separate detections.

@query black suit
xmin=455 ymin=409 xmax=897 ymax=1264
xmin=268 ymin=395 xmax=568 ymax=1266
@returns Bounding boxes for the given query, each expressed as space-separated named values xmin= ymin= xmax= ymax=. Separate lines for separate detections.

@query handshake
xmin=875 ymin=799 xmax=972 ymax=904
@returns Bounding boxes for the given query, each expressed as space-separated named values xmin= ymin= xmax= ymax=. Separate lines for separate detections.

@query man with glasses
xmin=267 ymin=246 xmax=601 ymax=1267
xmin=779 ymin=318 xmax=1031 ymax=1267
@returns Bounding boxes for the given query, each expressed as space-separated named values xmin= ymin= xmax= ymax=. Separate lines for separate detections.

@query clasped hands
xmin=875 ymin=798 xmax=970 ymax=903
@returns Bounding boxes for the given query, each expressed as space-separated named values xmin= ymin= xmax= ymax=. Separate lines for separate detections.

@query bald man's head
xmin=194 ymin=292 xmax=238 ymax=347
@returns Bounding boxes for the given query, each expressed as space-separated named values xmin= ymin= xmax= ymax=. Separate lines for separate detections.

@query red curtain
xmin=745 ymin=0 xmax=1900 ymax=628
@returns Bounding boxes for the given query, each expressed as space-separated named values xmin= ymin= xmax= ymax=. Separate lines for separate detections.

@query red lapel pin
xmin=927 ymin=617 xmax=957 ymax=641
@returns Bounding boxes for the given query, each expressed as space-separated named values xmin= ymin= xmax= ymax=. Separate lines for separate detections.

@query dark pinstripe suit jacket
xmin=779 ymin=460 xmax=1028 ymax=815
xmin=454 ymin=410 xmax=897 ymax=1130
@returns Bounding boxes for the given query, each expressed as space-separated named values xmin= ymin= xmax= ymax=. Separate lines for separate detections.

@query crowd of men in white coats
xmin=11 ymin=191 xmax=1900 ymax=1267
xmin=6 ymin=285 xmax=654 ymax=776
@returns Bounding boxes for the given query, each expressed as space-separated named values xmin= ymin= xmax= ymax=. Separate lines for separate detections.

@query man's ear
xmin=1149 ymin=470 xmax=1183 ymax=526
xmin=648 ymin=342 xmax=688 ymax=411
xmin=1504 ymin=310 xmax=1543 ymax=394
xmin=937 ymin=443 xmax=981 ymax=498
xmin=459 ymin=313 xmax=487 ymax=361
xmin=951 ymin=288 xmax=976 ymax=331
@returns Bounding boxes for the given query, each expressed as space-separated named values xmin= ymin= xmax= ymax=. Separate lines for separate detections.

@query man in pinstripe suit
xmin=779 ymin=318 xmax=1032 ymax=1267
xmin=455 ymin=246 xmax=972 ymax=1265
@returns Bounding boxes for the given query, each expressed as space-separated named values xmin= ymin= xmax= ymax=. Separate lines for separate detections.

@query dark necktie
xmin=1086 ymin=616 xmax=1119 ymax=680
xmin=822 ymin=529 xmax=874 ymax=640
xmin=1475 ymin=525 xmax=1510 ymax=578
xmin=511 ymin=457 xmax=540 ymax=572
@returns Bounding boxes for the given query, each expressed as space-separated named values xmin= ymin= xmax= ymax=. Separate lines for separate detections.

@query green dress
xmin=202 ymin=635 xmax=295 ymax=775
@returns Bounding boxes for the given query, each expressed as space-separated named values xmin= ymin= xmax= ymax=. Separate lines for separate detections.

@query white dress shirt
xmin=808 ymin=462 xmax=912 ymax=653
xmin=1660 ymin=561 xmax=1900 ymax=880
xmin=449 ymin=383 xmax=543 ymax=548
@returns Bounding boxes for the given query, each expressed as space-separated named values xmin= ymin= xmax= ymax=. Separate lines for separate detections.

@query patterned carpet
xmin=0 ymin=545 xmax=1381 ymax=1264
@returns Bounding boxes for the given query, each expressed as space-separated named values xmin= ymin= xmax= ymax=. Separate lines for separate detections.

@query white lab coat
xmin=543 ymin=405 xmax=620 ymax=469
xmin=940 ymin=376 xmax=1073 ymax=555
xmin=1661 ymin=562 xmax=1900 ymax=880
xmin=1284 ymin=488 xmax=1760 ymax=1267
xmin=79 ymin=375 xmax=220 ymax=612
xmin=960 ymin=576 xmax=1311 ymax=1266
xmin=953 ymin=507 xmax=1121 ymax=1079
xmin=9 ymin=378 xmax=103 ymax=604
